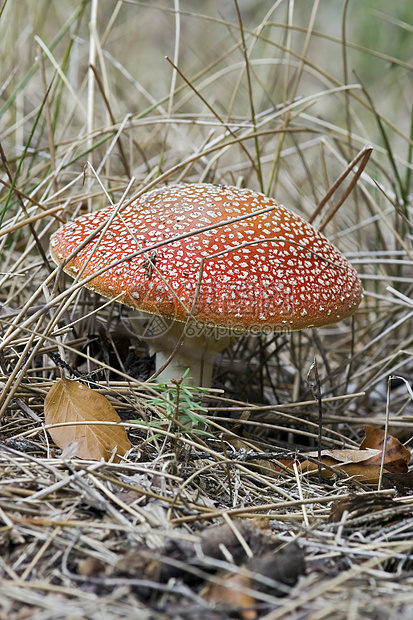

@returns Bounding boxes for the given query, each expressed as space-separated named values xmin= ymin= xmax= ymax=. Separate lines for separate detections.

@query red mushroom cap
xmin=50 ymin=183 xmax=363 ymax=332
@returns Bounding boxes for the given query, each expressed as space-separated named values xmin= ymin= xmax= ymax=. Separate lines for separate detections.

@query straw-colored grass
xmin=1 ymin=1 xmax=413 ymax=618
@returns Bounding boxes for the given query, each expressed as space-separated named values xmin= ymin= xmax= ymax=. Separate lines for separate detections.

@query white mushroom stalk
xmin=128 ymin=312 xmax=232 ymax=386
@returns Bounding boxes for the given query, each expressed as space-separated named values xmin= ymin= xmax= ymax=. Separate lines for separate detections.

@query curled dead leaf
xmin=360 ymin=425 xmax=411 ymax=473
xmin=278 ymin=426 xmax=410 ymax=484
xmin=44 ymin=377 xmax=131 ymax=462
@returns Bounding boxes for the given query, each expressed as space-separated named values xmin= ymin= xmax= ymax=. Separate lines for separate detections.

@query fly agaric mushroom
xmin=49 ymin=183 xmax=363 ymax=386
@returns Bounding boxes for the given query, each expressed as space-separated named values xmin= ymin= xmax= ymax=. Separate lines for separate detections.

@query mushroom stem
xmin=129 ymin=313 xmax=232 ymax=386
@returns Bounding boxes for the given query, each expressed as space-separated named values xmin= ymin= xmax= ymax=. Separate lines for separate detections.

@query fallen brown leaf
xmin=44 ymin=377 xmax=131 ymax=462
xmin=202 ymin=572 xmax=257 ymax=620
xmin=280 ymin=426 xmax=410 ymax=483
xmin=360 ymin=425 xmax=411 ymax=473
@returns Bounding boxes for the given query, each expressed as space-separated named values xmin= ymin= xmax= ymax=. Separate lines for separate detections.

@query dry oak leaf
xmin=282 ymin=426 xmax=410 ymax=483
xmin=44 ymin=377 xmax=131 ymax=462
xmin=360 ymin=425 xmax=411 ymax=473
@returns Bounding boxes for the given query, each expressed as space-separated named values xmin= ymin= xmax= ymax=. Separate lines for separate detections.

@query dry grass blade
xmin=1 ymin=1 xmax=413 ymax=618
xmin=309 ymin=144 xmax=373 ymax=231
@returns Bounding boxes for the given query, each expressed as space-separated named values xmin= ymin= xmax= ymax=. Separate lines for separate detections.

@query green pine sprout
xmin=142 ymin=369 xmax=211 ymax=431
